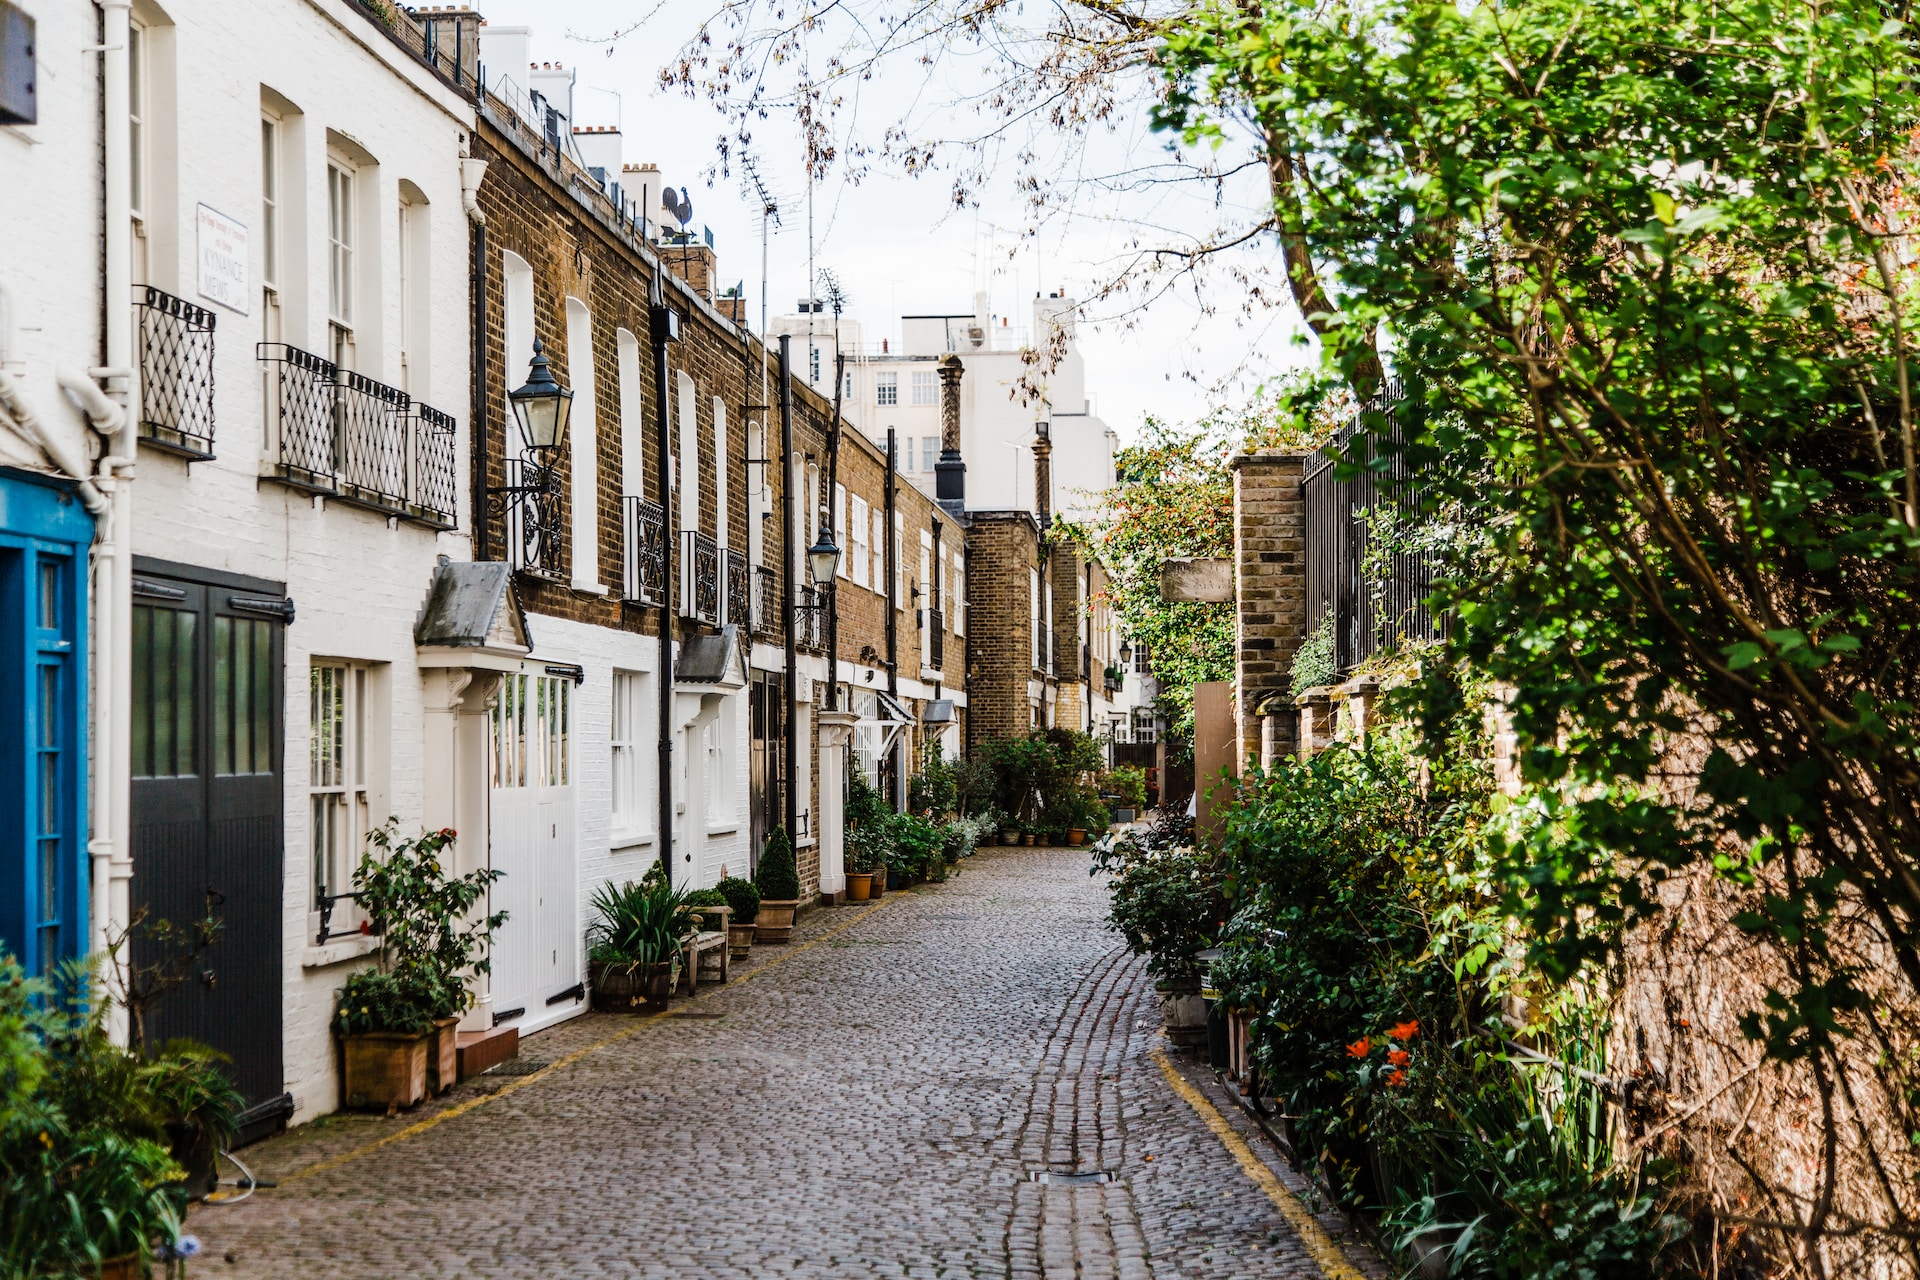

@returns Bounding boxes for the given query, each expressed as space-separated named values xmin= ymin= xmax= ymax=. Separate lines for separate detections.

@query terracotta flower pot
xmin=428 ymin=1016 xmax=460 ymax=1093
xmin=870 ymin=865 xmax=887 ymax=897
xmin=727 ymin=921 xmax=757 ymax=957
xmin=755 ymin=899 xmax=798 ymax=943
xmin=1022 ymin=833 xmax=1037 ymax=846
xmin=999 ymin=828 xmax=1021 ymax=845
xmin=847 ymin=871 xmax=873 ymax=901
xmin=1068 ymin=828 xmax=1087 ymax=846
xmin=341 ymin=1030 xmax=430 ymax=1110
xmin=99 ymin=1254 xmax=142 ymax=1280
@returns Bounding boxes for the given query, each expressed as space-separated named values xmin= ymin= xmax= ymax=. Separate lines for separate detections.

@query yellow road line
xmin=1151 ymin=1049 xmax=1369 ymax=1280
xmin=286 ymin=894 xmax=899 ymax=1183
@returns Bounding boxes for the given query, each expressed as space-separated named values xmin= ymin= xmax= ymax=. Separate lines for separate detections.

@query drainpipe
xmin=779 ymin=337 xmax=797 ymax=848
xmin=98 ymin=0 xmax=137 ymax=1028
xmin=462 ymin=157 xmax=489 ymax=561
xmin=653 ymin=286 xmax=677 ymax=887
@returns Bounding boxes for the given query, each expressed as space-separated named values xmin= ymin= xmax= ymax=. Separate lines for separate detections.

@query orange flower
xmin=1387 ymin=1048 xmax=1410 ymax=1067
xmin=1388 ymin=1020 xmax=1419 ymax=1042
xmin=1386 ymin=1069 xmax=1407 ymax=1087
xmin=1344 ymin=1038 xmax=1371 ymax=1059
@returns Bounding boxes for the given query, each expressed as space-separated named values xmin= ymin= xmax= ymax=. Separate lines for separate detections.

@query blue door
xmin=0 ymin=470 xmax=93 ymax=980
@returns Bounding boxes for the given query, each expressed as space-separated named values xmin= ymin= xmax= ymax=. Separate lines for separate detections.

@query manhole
xmin=669 ymin=1011 xmax=727 ymax=1020
xmin=482 ymin=1058 xmax=550 ymax=1077
xmin=1028 ymin=1169 xmax=1118 ymax=1185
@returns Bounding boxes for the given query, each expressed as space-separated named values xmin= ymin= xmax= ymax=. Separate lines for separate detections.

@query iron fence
xmin=623 ymin=497 xmax=666 ymax=603
xmin=753 ymin=566 xmax=779 ymax=635
xmin=680 ymin=530 xmax=720 ymax=625
xmin=255 ymin=343 xmax=459 ymax=527
xmin=136 ymin=287 xmax=217 ymax=459
xmin=793 ymin=584 xmax=828 ymax=653
xmin=1301 ymin=378 xmax=1445 ymax=675
xmin=725 ymin=549 xmax=749 ymax=629
xmin=504 ymin=456 xmax=564 ymax=576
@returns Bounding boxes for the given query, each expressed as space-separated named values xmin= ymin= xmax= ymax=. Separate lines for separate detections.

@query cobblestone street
xmin=195 ymin=847 xmax=1379 ymax=1279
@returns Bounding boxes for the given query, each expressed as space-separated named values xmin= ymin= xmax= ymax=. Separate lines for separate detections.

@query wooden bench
xmin=679 ymin=904 xmax=731 ymax=994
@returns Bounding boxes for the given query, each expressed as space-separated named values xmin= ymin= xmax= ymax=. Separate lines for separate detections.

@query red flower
xmin=1388 ymin=1020 xmax=1420 ymax=1042
xmin=1387 ymin=1048 xmax=1410 ymax=1067
xmin=1386 ymin=1070 xmax=1407 ymax=1087
xmin=1344 ymin=1038 xmax=1371 ymax=1059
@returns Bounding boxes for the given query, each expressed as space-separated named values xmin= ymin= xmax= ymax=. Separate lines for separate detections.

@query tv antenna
xmin=742 ymin=154 xmax=783 ymax=426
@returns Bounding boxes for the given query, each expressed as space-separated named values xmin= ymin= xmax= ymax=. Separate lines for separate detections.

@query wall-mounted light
xmin=807 ymin=530 xmax=841 ymax=586
xmin=1119 ymin=637 xmax=1132 ymax=665
xmin=507 ymin=338 xmax=574 ymax=453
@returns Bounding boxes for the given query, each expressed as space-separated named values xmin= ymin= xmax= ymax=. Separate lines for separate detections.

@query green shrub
xmin=847 ymin=771 xmax=892 ymax=875
xmin=908 ymin=746 xmax=960 ymax=816
xmin=716 ymin=876 xmax=760 ymax=925
xmin=586 ymin=878 xmax=699 ymax=974
xmin=756 ymin=826 xmax=801 ymax=901
xmin=1103 ymin=766 xmax=1148 ymax=810
xmin=685 ymin=887 xmax=728 ymax=908
xmin=334 ymin=968 xmax=436 ymax=1037
xmin=886 ymin=812 xmax=946 ymax=880
xmin=1287 ymin=610 xmax=1337 ymax=698
xmin=1093 ymin=819 xmax=1221 ymax=985
xmin=350 ymin=821 xmax=505 ymax=1023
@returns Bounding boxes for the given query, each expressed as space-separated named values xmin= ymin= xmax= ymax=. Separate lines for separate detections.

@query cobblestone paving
xmin=195 ymin=847 xmax=1381 ymax=1279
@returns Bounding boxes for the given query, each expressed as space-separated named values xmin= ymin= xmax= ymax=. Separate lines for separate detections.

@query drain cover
xmin=669 ymin=1011 xmax=727 ymax=1020
xmin=1029 ymin=1169 xmax=1117 ymax=1185
xmin=482 ymin=1059 xmax=550 ymax=1077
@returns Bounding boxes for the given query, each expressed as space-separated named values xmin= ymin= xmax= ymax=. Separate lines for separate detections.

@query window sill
xmin=302 ymin=935 xmax=380 ymax=969
xmin=610 ymin=832 xmax=655 ymax=852
xmin=574 ymin=581 xmax=611 ymax=597
xmin=706 ymin=822 xmax=739 ymax=837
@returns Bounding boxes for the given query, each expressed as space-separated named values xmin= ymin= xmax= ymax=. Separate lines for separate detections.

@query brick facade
xmin=1230 ymin=453 xmax=1310 ymax=767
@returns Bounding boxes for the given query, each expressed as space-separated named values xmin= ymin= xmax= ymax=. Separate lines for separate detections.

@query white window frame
xmin=923 ymin=436 xmax=937 ymax=472
xmin=1031 ymin=569 xmax=1041 ymax=670
xmin=834 ymin=483 xmax=848 ymax=579
xmin=326 ymin=156 xmax=357 ymax=368
xmin=895 ymin=526 xmax=906 ymax=611
xmin=911 ymin=369 xmax=936 ymax=406
xmin=850 ymin=494 xmax=870 ymax=589
xmin=310 ymin=661 xmax=371 ymax=938
xmin=129 ymin=21 xmax=149 ymax=229
xmin=566 ymin=298 xmax=601 ymax=590
xmin=610 ymin=670 xmax=652 ymax=842
xmin=872 ymin=510 xmax=885 ymax=597
xmin=397 ymin=189 xmax=428 ymax=395
xmin=955 ymin=552 xmax=966 ymax=636
xmin=260 ymin=114 xmax=281 ymax=341
xmin=876 ymin=371 xmax=898 ymax=406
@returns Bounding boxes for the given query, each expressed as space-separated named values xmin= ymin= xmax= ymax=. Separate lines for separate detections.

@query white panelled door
xmin=489 ymin=672 xmax=579 ymax=1032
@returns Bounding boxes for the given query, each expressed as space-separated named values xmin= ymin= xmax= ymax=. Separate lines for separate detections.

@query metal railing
xmin=725 ymin=549 xmax=749 ymax=629
xmin=927 ymin=607 xmax=944 ymax=669
xmin=503 ymin=456 xmax=564 ymax=577
xmin=256 ymin=343 xmax=458 ymax=527
xmin=753 ymin=566 xmax=780 ymax=635
xmin=1302 ymin=378 xmax=1444 ymax=674
xmin=137 ymin=287 xmax=216 ymax=459
xmin=793 ymin=584 xmax=828 ymax=653
xmin=623 ymin=497 xmax=666 ymax=604
xmin=680 ymin=530 xmax=719 ymax=625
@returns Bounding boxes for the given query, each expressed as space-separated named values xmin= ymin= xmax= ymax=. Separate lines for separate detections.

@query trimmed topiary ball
xmin=755 ymin=826 xmax=801 ymax=901
xmin=715 ymin=876 xmax=759 ymax=924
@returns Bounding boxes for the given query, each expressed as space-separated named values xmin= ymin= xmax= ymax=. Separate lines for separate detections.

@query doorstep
xmin=456 ymin=1025 xmax=518 ymax=1079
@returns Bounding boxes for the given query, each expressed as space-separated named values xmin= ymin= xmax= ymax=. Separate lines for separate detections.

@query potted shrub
xmin=1 ymin=957 xmax=198 ymax=1278
xmin=337 ymin=823 xmax=503 ymax=1108
xmin=1093 ymin=822 xmax=1222 ymax=1047
xmin=1104 ymin=765 xmax=1147 ymax=824
xmin=717 ymin=876 xmax=760 ymax=956
xmin=754 ymin=826 xmax=802 ymax=942
xmin=587 ymin=876 xmax=697 ymax=1009
xmin=845 ymin=837 xmax=878 ymax=901
xmin=143 ymin=1039 xmax=245 ymax=1201
xmin=847 ymin=772 xmax=892 ymax=900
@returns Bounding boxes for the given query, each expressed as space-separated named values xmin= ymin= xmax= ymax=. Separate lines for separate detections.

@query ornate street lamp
xmin=508 ymin=337 xmax=574 ymax=455
xmin=1119 ymin=636 xmax=1132 ymax=665
xmin=807 ymin=530 xmax=841 ymax=587
xmin=487 ymin=338 xmax=576 ymax=573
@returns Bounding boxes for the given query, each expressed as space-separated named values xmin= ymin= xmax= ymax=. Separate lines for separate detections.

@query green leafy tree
xmin=1157 ymin=0 xmax=1920 ymax=1258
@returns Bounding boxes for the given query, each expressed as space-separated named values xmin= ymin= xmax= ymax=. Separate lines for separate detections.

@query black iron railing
xmin=725 ymin=549 xmax=749 ymax=629
xmin=753 ymin=566 xmax=780 ymax=635
xmin=256 ymin=343 xmax=458 ymax=527
xmin=623 ymin=497 xmax=666 ymax=603
xmin=793 ymin=584 xmax=829 ymax=653
xmin=504 ymin=456 xmax=565 ymax=576
xmin=680 ymin=530 xmax=719 ymax=625
xmin=137 ymin=287 xmax=216 ymax=459
xmin=1301 ymin=378 xmax=1444 ymax=674
xmin=927 ymin=607 xmax=944 ymax=669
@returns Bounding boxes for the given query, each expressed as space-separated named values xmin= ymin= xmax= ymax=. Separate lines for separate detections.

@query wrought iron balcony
xmin=927 ymin=607 xmax=944 ymax=670
xmin=623 ymin=497 xmax=666 ymax=604
xmin=752 ymin=566 xmax=779 ymax=636
xmin=793 ymin=583 xmax=829 ymax=653
xmin=256 ymin=343 xmax=457 ymax=527
xmin=725 ymin=549 xmax=749 ymax=629
xmin=136 ymin=287 xmax=216 ymax=459
xmin=680 ymin=530 xmax=720 ymax=625
xmin=503 ymin=455 xmax=564 ymax=577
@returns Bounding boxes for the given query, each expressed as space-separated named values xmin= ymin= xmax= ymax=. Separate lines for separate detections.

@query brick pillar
xmin=935 ymin=354 xmax=966 ymax=502
xmin=1230 ymin=452 xmax=1309 ymax=769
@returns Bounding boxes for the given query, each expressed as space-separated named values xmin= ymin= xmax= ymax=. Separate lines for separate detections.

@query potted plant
xmin=717 ymin=876 xmax=760 ymax=956
xmin=587 ymin=876 xmax=697 ymax=1009
xmin=753 ymin=826 xmax=802 ymax=942
xmin=1104 ymin=766 xmax=1147 ymax=824
xmin=142 ymin=1039 xmax=245 ymax=1201
xmin=336 ymin=823 xmax=504 ymax=1109
xmin=845 ymin=836 xmax=878 ymax=901
xmin=1 ymin=957 xmax=198 ymax=1278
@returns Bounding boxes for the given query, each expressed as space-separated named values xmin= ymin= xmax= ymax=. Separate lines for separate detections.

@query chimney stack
xmin=935 ymin=353 xmax=966 ymax=506
xmin=1032 ymin=419 xmax=1052 ymax=532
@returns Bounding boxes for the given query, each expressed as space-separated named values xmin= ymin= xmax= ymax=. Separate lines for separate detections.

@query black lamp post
xmin=487 ymin=339 xmax=575 ymax=570
xmin=807 ymin=530 xmax=841 ymax=589
xmin=1119 ymin=637 xmax=1132 ymax=666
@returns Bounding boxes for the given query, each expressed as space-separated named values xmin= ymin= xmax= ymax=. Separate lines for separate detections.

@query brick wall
xmin=1230 ymin=453 xmax=1310 ymax=766
xmin=965 ymin=512 xmax=1044 ymax=749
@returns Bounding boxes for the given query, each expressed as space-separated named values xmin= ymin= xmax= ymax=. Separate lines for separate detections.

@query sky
xmin=474 ymin=0 xmax=1316 ymax=442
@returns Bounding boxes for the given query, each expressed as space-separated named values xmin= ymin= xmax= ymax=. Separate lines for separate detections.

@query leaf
xmin=1723 ymin=642 xmax=1766 ymax=671
xmin=1649 ymin=191 xmax=1675 ymax=226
